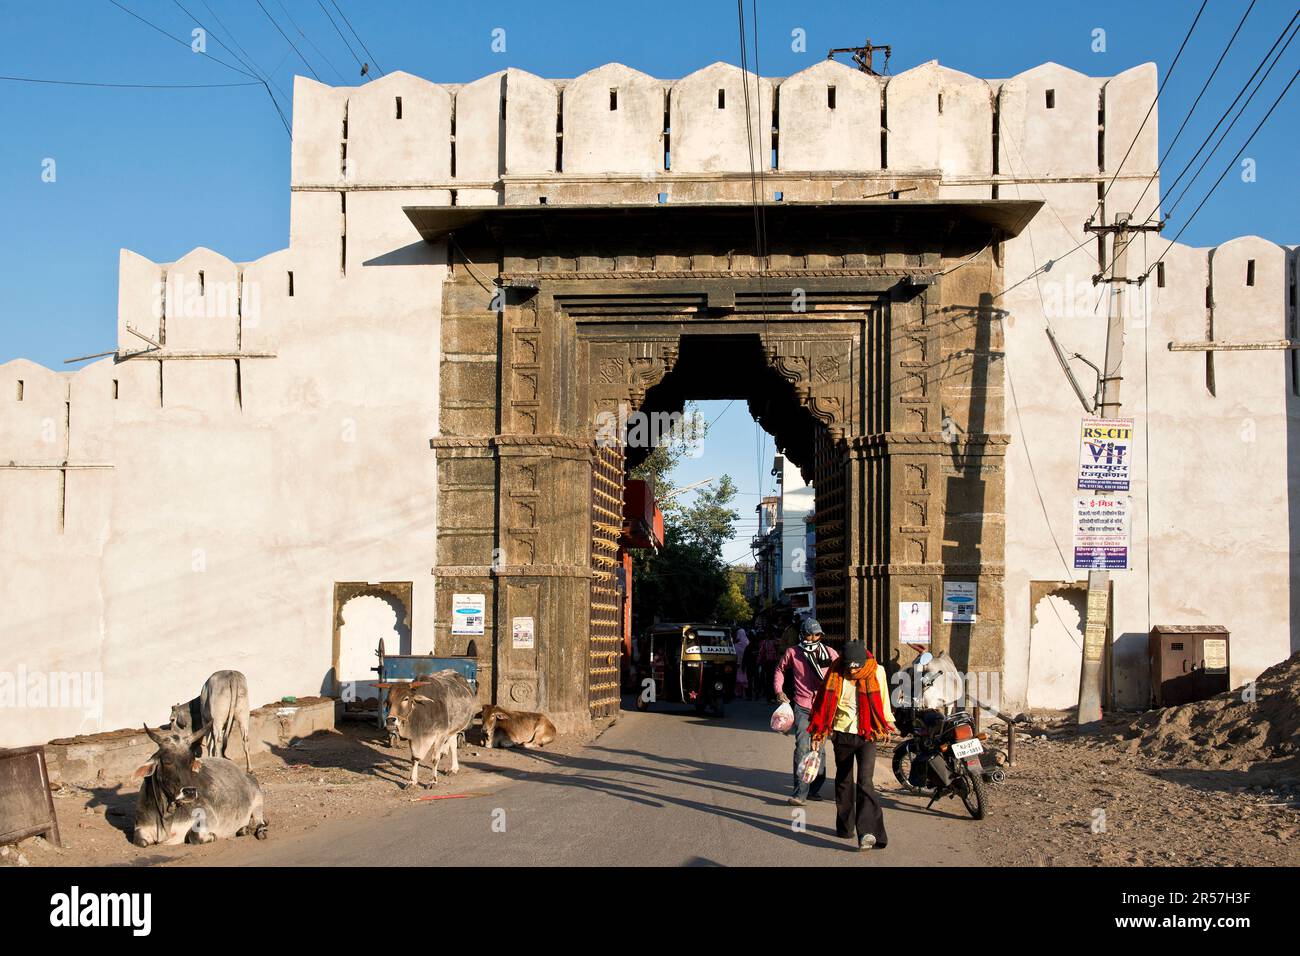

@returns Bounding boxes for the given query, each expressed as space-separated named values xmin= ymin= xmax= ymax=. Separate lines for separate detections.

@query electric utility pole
xmin=1076 ymin=213 xmax=1161 ymax=726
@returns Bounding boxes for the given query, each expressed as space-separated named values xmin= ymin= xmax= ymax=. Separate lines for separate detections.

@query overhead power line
xmin=329 ymin=0 xmax=383 ymax=76
xmin=105 ymin=0 xmax=257 ymax=80
xmin=1142 ymin=66 xmax=1299 ymax=282
xmin=315 ymin=0 xmax=365 ymax=75
xmin=1087 ymin=0 xmax=1208 ymax=225
xmin=0 ymin=75 xmax=260 ymax=89
xmin=1121 ymin=0 xmax=1258 ymax=225
xmin=173 ymin=0 xmax=292 ymax=134
xmin=254 ymin=0 xmax=321 ymax=81
xmin=272 ymin=0 xmax=348 ymax=82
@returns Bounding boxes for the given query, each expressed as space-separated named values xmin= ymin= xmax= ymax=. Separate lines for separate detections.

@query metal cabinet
xmin=1148 ymin=625 xmax=1230 ymax=707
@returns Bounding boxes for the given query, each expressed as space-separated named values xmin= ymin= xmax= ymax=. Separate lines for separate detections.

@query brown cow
xmin=480 ymin=704 xmax=557 ymax=750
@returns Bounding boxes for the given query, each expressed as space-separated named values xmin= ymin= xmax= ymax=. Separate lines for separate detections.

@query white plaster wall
xmin=563 ymin=63 xmax=663 ymax=176
xmin=777 ymin=60 xmax=880 ymax=172
xmin=669 ymin=62 xmax=773 ymax=174
xmin=887 ymin=62 xmax=993 ymax=177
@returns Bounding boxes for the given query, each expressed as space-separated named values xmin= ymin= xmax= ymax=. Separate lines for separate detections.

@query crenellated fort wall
xmin=1 ymin=58 xmax=1295 ymax=743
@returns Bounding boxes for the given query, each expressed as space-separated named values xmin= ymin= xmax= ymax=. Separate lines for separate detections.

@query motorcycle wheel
xmin=958 ymin=765 xmax=989 ymax=820
xmin=891 ymin=741 xmax=935 ymax=795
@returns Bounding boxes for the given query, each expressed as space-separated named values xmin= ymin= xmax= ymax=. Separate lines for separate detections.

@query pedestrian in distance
xmin=774 ymin=617 xmax=837 ymax=805
xmin=759 ymin=631 xmax=782 ymax=704
xmin=807 ymin=639 xmax=895 ymax=850
xmin=733 ymin=625 xmax=750 ymax=700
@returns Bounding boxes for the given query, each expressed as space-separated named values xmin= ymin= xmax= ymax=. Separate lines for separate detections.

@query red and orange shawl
xmin=807 ymin=656 xmax=894 ymax=742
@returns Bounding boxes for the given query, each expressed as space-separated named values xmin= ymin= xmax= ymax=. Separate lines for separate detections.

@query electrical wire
xmin=172 ymin=0 xmax=292 ymax=135
xmin=1142 ymin=66 xmax=1299 ymax=281
xmin=329 ymin=0 xmax=383 ymax=76
xmin=1087 ymin=0 xmax=1209 ymax=224
xmin=106 ymin=0 xmax=258 ymax=80
xmin=273 ymin=0 xmax=348 ymax=82
xmin=1121 ymin=0 xmax=1258 ymax=228
xmin=254 ymin=0 xmax=320 ymax=81
xmin=0 ymin=75 xmax=260 ymax=88
xmin=315 ymin=0 xmax=365 ymax=74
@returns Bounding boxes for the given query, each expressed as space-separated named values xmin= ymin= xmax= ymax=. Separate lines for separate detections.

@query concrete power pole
xmin=1076 ymin=213 xmax=1160 ymax=726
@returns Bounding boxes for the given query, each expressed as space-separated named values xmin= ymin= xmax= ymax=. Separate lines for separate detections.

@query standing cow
xmin=132 ymin=723 xmax=268 ymax=846
xmin=384 ymin=670 xmax=478 ymax=788
xmin=171 ymin=670 xmax=252 ymax=770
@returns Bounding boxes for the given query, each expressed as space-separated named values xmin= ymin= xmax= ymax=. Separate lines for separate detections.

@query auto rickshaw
xmin=631 ymin=623 xmax=736 ymax=717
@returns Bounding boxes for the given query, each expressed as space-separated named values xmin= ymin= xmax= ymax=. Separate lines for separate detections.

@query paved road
xmin=186 ymin=698 xmax=985 ymax=867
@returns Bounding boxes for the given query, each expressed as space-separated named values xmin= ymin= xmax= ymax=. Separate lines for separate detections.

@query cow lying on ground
xmin=480 ymin=704 xmax=557 ymax=750
xmin=132 ymin=723 xmax=267 ymax=847
xmin=170 ymin=669 xmax=252 ymax=770
xmin=384 ymin=670 xmax=478 ymax=788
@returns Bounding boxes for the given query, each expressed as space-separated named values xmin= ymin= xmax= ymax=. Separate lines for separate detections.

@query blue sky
xmin=2 ymin=0 xmax=1296 ymax=562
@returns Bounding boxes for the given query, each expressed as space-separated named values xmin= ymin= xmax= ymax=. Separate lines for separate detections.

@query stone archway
xmin=424 ymin=199 xmax=1023 ymax=731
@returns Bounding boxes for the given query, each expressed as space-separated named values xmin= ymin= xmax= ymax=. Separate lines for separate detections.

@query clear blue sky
xmin=2 ymin=1 xmax=1296 ymax=563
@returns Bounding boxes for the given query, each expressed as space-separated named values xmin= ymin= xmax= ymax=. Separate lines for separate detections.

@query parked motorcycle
xmin=891 ymin=654 xmax=990 ymax=820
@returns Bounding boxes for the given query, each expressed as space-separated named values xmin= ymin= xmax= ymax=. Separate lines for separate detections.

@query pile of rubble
xmin=1118 ymin=651 xmax=1300 ymax=780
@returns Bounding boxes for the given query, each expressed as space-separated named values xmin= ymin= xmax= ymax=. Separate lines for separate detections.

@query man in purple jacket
xmin=774 ymin=617 xmax=838 ymax=805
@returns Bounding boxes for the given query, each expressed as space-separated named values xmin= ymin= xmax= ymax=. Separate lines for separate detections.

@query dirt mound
xmin=1120 ymin=652 xmax=1300 ymax=780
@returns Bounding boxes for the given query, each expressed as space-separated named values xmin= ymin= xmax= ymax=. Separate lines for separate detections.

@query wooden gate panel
xmin=589 ymin=442 xmax=624 ymax=718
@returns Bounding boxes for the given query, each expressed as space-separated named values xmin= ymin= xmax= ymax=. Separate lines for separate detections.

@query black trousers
xmin=831 ymin=732 xmax=888 ymax=845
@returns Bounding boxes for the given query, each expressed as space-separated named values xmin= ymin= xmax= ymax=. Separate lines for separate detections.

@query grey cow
xmin=132 ymin=722 xmax=268 ymax=846
xmin=171 ymin=670 xmax=252 ymax=770
xmin=383 ymin=670 xmax=478 ymax=788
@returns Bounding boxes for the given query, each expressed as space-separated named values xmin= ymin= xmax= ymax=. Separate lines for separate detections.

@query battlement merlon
xmin=288 ymin=60 xmax=1160 ymax=204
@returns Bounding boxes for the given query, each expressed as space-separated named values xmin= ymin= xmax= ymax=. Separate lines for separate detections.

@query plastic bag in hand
xmin=770 ymin=701 xmax=794 ymax=734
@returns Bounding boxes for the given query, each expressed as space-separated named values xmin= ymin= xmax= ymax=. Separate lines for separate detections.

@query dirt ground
xmin=8 ymin=717 xmax=609 ymax=868
xmin=969 ymin=713 xmax=1300 ymax=867
xmin=6 ymin=702 xmax=1297 ymax=868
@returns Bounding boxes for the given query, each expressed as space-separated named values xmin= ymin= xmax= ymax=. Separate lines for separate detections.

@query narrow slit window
xmin=287 ymin=271 xmax=295 ymax=297
xmin=1045 ymin=89 xmax=1056 ymax=109
xmin=16 ymin=380 xmax=23 ymax=401
xmin=1246 ymin=259 xmax=1256 ymax=286
xmin=937 ymin=92 xmax=944 ymax=114
xmin=198 ymin=270 xmax=205 ymax=295
xmin=827 ymin=86 xmax=836 ymax=109
xmin=395 ymin=96 xmax=403 ymax=119
xmin=1205 ymin=286 xmax=1212 ymax=308
xmin=112 ymin=379 xmax=119 ymax=400
xmin=717 ymin=89 xmax=725 ymax=109
xmin=609 ymin=88 xmax=618 ymax=110
xmin=1156 ymin=262 xmax=1166 ymax=288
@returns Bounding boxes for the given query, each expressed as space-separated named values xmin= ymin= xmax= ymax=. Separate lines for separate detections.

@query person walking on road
xmin=774 ymin=618 xmax=837 ymax=806
xmin=758 ymin=631 xmax=782 ymax=704
xmin=807 ymin=640 xmax=895 ymax=850
xmin=733 ymin=625 xmax=750 ymax=700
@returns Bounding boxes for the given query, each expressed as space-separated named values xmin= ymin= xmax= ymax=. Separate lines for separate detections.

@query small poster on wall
xmin=512 ymin=616 xmax=535 ymax=649
xmin=451 ymin=593 xmax=486 ymax=636
xmin=942 ymin=582 xmax=978 ymax=624
xmin=898 ymin=601 xmax=932 ymax=646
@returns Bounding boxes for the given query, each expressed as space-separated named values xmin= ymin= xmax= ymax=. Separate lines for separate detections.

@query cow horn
xmin=189 ymin=722 xmax=212 ymax=746
xmin=144 ymin=723 xmax=164 ymax=744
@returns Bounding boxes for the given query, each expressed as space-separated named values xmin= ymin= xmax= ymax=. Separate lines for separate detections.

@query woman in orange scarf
xmin=808 ymin=640 xmax=894 ymax=850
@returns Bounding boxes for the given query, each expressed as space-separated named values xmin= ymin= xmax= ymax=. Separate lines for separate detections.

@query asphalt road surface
xmin=184 ymin=697 xmax=985 ymax=867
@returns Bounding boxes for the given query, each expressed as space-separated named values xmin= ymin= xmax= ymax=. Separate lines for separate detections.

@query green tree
xmin=714 ymin=568 xmax=752 ymax=623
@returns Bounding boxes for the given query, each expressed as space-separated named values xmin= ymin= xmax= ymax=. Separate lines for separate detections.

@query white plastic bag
xmin=798 ymin=748 xmax=823 ymax=783
xmin=770 ymin=701 xmax=794 ymax=734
